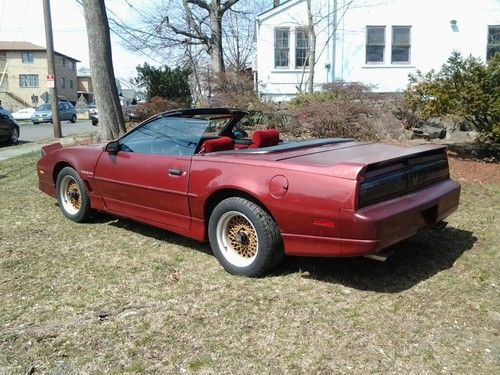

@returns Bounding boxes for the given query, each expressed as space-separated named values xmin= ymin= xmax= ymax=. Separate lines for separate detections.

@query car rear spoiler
xmin=41 ymin=142 xmax=63 ymax=156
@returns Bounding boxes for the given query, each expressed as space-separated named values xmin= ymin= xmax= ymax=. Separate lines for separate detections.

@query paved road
xmin=17 ymin=119 xmax=97 ymax=142
xmin=0 ymin=120 xmax=97 ymax=162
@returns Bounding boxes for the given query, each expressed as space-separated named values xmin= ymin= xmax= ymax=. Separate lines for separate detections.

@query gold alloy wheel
xmin=226 ymin=215 xmax=258 ymax=258
xmin=66 ymin=181 xmax=81 ymax=210
xmin=216 ymin=211 xmax=259 ymax=267
xmin=59 ymin=175 xmax=81 ymax=215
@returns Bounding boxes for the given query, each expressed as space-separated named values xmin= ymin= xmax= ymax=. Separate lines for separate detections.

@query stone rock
xmin=421 ymin=125 xmax=446 ymax=139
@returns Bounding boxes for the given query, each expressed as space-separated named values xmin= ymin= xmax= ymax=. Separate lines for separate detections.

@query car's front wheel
xmin=56 ymin=167 xmax=92 ymax=222
xmin=10 ymin=127 xmax=19 ymax=144
xmin=71 ymin=114 xmax=76 ymax=123
xmin=208 ymin=197 xmax=284 ymax=277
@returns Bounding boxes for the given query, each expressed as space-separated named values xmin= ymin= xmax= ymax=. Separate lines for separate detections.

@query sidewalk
xmin=0 ymin=137 xmax=77 ymax=162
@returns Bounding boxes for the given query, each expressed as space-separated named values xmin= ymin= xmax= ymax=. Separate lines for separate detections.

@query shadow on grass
xmin=105 ymin=216 xmax=212 ymax=255
xmin=92 ymin=215 xmax=476 ymax=293
xmin=273 ymin=227 xmax=477 ymax=293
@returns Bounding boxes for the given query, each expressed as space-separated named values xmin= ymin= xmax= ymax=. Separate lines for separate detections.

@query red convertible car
xmin=37 ymin=108 xmax=461 ymax=276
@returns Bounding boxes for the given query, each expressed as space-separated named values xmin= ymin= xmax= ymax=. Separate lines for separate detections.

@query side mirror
xmin=105 ymin=140 xmax=120 ymax=154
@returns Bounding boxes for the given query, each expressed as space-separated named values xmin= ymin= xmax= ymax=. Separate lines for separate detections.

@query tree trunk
xmin=82 ymin=0 xmax=125 ymax=140
xmin=307 ymin=0 xmax=316 ymax=94
xmin=209 ymin=1 xmax=225 ymax=74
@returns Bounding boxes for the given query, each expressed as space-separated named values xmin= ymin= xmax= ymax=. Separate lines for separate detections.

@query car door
xmin=58 ymin=102 xmax=66 ymax=120
xmin=93 ymin=117 xmax=197 ymax=230
xmin=0 ymin=115 xmax=11 ymax=141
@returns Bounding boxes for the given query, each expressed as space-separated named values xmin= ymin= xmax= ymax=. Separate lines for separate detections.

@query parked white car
xmin=12 ymin=107 xmax=35 ymax=121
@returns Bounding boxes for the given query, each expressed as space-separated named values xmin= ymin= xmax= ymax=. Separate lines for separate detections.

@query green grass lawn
xmin=0 ymin=152 xmax=498 ymax=374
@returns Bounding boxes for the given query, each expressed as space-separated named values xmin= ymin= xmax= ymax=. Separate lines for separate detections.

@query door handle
xmin=168 ymin=168 xmax=182 ymax=176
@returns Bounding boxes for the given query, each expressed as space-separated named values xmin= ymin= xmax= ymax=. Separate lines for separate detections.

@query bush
xmin=132 ymin=96 xmax=182 ymax=122
xmin=404 ymin=52 xmax=500 ymax=142
xmin=289 ymin=81 xmax=401 ymax=141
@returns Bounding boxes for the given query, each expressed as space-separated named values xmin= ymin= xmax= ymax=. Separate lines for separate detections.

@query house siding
xmin=256 ymin=0 xmax=500 ymax=100
xmin=0 ymin=48 xmax=78 ymax=111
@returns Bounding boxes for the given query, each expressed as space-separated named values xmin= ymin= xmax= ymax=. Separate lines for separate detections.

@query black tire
xmin=208 ymin=197 xmax=284 ymax=277
xmin=71 ymin=114 xmax=76 ymax=123
xmin=55 ymin=167 xmax=92 ymax=222
xmin=10 ymin=127 xmax=19 ymax=144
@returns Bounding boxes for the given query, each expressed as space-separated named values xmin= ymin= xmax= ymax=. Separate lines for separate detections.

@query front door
xmin=0 ymin=115 xmax=11 ymax=141
xmin=93 ymin=117 xmax=199 ymax=230
xmin=94 ymin=152 xmax=191 ymax=230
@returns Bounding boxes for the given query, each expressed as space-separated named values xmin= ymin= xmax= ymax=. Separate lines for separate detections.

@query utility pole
xmin=42 ymin=0 xmax=62 ymax=138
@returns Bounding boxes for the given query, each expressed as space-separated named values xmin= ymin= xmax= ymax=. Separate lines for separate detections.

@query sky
xmin=0 ymin=0 xmax=158 ymax=79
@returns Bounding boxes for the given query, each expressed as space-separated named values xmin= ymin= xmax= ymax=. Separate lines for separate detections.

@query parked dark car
xmin=31 ymin=102 xmax=77 ymax=124
xmin=91 ymin=113 xmax=98 ymax=126
xmin=0 ymin=111 xmax=20 ymax=144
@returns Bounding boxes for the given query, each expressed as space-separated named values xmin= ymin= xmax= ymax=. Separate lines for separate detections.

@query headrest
xmin=251 ymin=129 xmax=280 ymax=148
xmin=200 ymin=137 xmax=234 ymax=153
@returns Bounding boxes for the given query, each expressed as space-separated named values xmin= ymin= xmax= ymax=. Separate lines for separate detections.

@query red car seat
xmin=199 ymin=136 xmax=234 ymax=153
xmin=249 ymin=129 xmax=280 ymax=149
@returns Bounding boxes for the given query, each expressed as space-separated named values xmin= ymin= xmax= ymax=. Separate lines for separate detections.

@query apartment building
xmin=0 ymin=41 xmax=79 ymax=111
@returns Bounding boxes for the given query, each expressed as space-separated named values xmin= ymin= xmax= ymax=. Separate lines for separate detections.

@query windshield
xmin=36 ymin=104 xmax=51 ymax=111
xmin=118 ymin=115 xmax=234 ymax=156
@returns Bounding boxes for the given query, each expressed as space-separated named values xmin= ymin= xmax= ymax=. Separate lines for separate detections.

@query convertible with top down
xmin=37 ymin=108 xmax=461 ymax=276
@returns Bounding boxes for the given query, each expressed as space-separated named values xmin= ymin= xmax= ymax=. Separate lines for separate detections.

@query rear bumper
xmin=283 ymin=179 xmax=460 ymax=257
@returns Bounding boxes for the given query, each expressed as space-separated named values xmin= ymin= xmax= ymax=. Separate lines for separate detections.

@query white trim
xmin=256 ymin=0 xmax=304 ymax=23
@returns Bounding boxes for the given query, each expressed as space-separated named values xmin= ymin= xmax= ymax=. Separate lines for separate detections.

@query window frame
xmin=61 ymin=77 xmax=66 ymax=89
xmin=21 ymin=52 xmax=34 ymax=64
xmin=118 ymin=116 xmax=211 ymax=157
xmin=366 ymin=26 xmax=386 ymax=64
xmin=487 ymin=25 xmax=500 ymax=62
xmin=274 ymin=27 xmax=290 ymax=69
xmin=295 ymin=27 xmax=310 ymax=68
xmin=19 ymin=74 xmax=39 ymax=88
xmin=391 ymin=26 xmax=411 ymax=64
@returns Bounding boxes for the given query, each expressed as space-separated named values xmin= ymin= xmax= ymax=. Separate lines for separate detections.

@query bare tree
xmin=306 ymin=0 xmax=316 ymax=93
xmin=81 ymin=0 xmax=125 ymax=140
xmin=295 ymin=0 xmax=353 ymax=93
xmin=115 ymin=0 xmax=241 ymax=74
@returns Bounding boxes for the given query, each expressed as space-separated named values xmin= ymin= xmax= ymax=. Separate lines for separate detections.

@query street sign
xmin=47 ymin=74 xmax=54 ymax=88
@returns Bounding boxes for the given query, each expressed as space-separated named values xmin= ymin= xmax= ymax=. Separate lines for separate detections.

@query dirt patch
xmin=449 ymin=157 xmax=500 ymax=185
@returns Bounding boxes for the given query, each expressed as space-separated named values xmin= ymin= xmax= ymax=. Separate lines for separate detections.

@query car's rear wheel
xmin=208 ymin=197 xmax=284 ymax=277
xmin=71 ymin=114 xmax=76 ymax=123
xmin=56 ymin=167 xmax=92 ymax=222
xmin=10 ymin=128 xmax=19 ymax=144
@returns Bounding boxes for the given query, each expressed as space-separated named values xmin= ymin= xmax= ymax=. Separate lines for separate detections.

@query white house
xmin=255 ymin=0 xmax=500 ymax=101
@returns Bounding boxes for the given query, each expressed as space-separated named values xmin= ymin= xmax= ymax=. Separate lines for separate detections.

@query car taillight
xmin=359 ymin=159 xmax=449 ymax=208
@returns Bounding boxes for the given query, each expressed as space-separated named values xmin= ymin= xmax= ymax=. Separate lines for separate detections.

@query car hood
xmin=33 ymin=110 xmax=52 ymax=116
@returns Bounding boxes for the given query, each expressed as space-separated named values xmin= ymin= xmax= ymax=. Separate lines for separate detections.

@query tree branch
xmin=221 ymin=0 xmax=241 ymax=14
xmin=187 ymin=0 xmax=210 ymax=11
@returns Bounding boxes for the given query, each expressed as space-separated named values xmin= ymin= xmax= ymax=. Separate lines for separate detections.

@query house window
xmin=392 ymin=26 xmax=411 ymax=63
xmin=61 ymin=78 xmax=66 ymax=88
xmin=70 ymin=80 xmax=73 ymax=89
xmin=366 ymin=26 xmax=385 ymax=63
xmin=69 ymin=61 xmax=75 ymax=70
xmin=19 ymin=74 xmax=39 ymax=87
xmin=274 ymin=28 xmax=290 ymax=68
xmin=487 ymin=25 xmax=500 ymax=61
xmin=295 ymin=27 xmax=309 ymax=68
xmin=21 ymin=52 xmax=34 ymax=63
xmin=62 ymin=57 xmax=66 ymax=67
